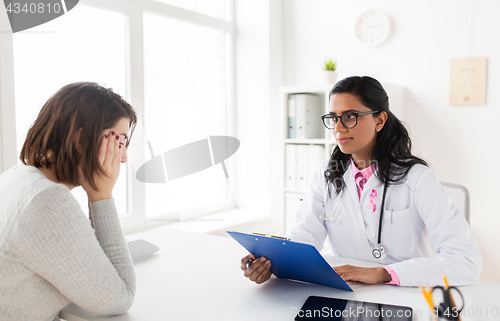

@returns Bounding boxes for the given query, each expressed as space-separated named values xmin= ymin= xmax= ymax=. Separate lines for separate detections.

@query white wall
xmin=282 ymin=0 xmax=500 ymax=282
xmin=0 ymin=8 xmax=17 ymax=173
xmin=235 ymin=0 xmax=278 ymax=215
xmin=234 ymin=0 xmax=285 ymax=233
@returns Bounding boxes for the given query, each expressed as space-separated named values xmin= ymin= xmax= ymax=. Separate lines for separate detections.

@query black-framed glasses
xmin=321 ymin=110 xmax=380 ymax=130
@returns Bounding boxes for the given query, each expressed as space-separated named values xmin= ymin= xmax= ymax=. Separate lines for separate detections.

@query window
xmin=12 ymin=4 xmax=129 ymax=216
xmin=154 ymin=0 xmax=227 ymax=20
xmin=3 ymin=0 xmax=235 ymax=228
xmin=143 ymin=12 xmax=229 ymax=220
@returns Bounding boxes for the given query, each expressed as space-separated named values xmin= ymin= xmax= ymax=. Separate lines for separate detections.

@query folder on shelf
xmin=293 ymin=94 xmax=323 ymax=139
xmin=288 ymin=95 xmax=296 ymax=139
xmin=285 ymin=144 xmax=297 ymax=190
xmin=296 ymin=145 xmax=308 ymax=191
xmin=227 ymin=231 xmax=353 ymax=291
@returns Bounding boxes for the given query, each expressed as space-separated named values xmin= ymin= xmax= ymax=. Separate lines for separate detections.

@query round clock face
xmin=355 ymin=10 xmax=391 ymax=46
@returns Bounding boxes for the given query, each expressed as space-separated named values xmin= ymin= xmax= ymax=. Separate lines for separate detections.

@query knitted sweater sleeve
xmin=11 ymin=184 xmax=135 ymax=315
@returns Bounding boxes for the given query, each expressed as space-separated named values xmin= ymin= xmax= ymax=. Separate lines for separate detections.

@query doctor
xmin=241 ymin=76 xmax=482 ymax=286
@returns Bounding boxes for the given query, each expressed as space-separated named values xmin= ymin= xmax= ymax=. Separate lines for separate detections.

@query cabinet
xmin=279 ymin=83 xmax=404 ymax=235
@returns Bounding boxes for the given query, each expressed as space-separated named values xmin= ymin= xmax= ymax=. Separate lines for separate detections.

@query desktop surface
xmin=61 ymin=227 xmax=500 ymax=321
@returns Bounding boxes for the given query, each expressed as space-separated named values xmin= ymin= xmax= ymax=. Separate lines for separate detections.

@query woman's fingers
xmin=101 ymin=131 xmax=121 ymax=175
xmin=246 ymin=258 xmax=271 ymax=280
xmin=98 ymin=134 xmax=108 ymax=165
xmin=115 ymin=135 xmax=125 ymax=171
xmin=113 ymin=134 xmax=121 ymax=169
xmin=240 ymin=254 xmax=255 ymax=271
xmin=254 ymin=261 xmax=272 ymax=284
xmin=80 ymin=130 xmax=123 ymax=202
xmin=243 ymin=257 xmax=265 ymax=277
xmin=335 ymin=265 xmax=355 ymax=278
xmin=103 ymin=131 xmax=116 ymax=168
xmin=335 ymin=265 xmax=356 ymax=280
xmin=333 ymin=265 xmax=388 ymax=284
xmin=240 ymin=254 xmax=272 ymax=285
xmin=333 ymin=264 xmax=351 ymax=273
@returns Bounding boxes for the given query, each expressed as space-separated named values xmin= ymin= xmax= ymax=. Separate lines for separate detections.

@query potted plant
xmin=323 ymin=59 xmax=337 ymax=84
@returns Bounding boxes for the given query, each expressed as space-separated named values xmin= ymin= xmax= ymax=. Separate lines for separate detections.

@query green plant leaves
xmin=324 ymin=59 xmax=337 ymax=71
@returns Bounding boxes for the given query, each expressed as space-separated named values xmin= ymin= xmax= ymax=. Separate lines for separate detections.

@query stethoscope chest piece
xmin=372 ymin=244 xmax=387 ymax=260
xmin=323 ymin=179 xmax=390 ymax=260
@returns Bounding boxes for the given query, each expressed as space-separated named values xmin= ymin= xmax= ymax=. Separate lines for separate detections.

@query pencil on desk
xmin=443 ymin=272 xmax=449 ymax=288
xmin=419 ymin=285 xmax=438 ymax=321
xmin=442 ymin=273 xmax=461 ymax=321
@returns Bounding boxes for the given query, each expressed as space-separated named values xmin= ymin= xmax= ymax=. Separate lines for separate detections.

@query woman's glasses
xmin=321 ymin=110 xmax=380 ymax=130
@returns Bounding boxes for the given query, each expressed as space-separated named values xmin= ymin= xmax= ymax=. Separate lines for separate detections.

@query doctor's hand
xmin=333 ymin=265 xmax=392 ymax=285
xmin=240 ymin=254 xmax=272 ymax=284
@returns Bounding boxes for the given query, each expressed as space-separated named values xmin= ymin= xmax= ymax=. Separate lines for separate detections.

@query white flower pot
xmin=323 ymin=70 xmax=338 ymax=85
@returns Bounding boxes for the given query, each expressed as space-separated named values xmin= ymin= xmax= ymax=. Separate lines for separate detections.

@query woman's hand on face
xmin=79 ymin=131 xmax=122 ymax=203
xmin=333 ymin=265 xmax=392 ymax=285
xmin=240 ymin=254 xmax=272 ymax=284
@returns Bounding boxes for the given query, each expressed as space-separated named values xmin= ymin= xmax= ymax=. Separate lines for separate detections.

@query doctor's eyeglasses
xmin=321 ymin=110 xmax=380 ymax=130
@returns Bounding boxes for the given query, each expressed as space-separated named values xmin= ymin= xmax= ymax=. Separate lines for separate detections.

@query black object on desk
xmin=295 ymin=296 xmax=413 ymax=320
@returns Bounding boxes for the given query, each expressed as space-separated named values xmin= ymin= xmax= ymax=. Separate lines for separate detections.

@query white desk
xmin=61 ymin=226 xmax=500 ymax=321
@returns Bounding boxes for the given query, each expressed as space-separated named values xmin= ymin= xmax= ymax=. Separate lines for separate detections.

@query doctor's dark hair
xmin=325 ymin=76 xmax=427 ymax=195
xmin=20 ymin=82 xmax=137 ymax=190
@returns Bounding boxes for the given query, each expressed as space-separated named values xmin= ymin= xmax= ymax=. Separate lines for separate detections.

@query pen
xmin=246 ymin=257 xmax=257 ymax=268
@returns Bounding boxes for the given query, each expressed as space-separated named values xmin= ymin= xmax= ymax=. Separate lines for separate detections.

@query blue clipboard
xmin=228 ymin=231 xmax=352 ymax=292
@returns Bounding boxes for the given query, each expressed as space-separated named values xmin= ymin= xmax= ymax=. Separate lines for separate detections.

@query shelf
xmin=285 ymin=138 xmax=333 ymax=144
xmin=284 ymin=189 xmax=307 ymax=194
xmin=279 ymin=84 xmax=332 ymax=94
xmin=279 ymin=84 xmax=338 ymax=235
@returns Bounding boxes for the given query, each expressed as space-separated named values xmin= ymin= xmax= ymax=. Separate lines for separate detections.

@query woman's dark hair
xmin=325 ymin=76 xmax=427 ymax=195
xmin=20 ymin=82 xmax=137 ymax=190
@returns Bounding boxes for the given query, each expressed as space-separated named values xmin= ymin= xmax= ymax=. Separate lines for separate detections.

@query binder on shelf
xmin=296 ymin=145 xmax=309 ymax=191
xmin=285 ymin=145 xmax=297 ymax=190
xmin=288 ymin=96 xmax=296 ymax=139
xmin=292 ymin=94 xmax=323 ymax=139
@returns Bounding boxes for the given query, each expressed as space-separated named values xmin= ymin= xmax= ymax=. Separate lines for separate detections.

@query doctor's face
xmin=329 ymin=93 xmax=386 ymax=162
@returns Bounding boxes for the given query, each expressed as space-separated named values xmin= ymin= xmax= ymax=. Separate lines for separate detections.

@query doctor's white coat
xmin=289 ymin=160 xmax=482 ymax=287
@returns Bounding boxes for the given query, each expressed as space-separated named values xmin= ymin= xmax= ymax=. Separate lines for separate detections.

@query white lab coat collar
xmin=343 ymin=163 xmax=361 ymax=209
xmin=343 ymin=162 xmax=384 ymax=209
xmin=342 ymin=164 xmax=371 ymax=243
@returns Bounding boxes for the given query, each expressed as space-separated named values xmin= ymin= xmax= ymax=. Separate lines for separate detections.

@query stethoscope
xmin=321 ymin=181 xmax=389 ymax=260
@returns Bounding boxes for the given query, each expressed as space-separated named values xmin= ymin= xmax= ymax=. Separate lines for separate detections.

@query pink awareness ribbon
xmin=367 ymin=189 xmax=377 ymax=212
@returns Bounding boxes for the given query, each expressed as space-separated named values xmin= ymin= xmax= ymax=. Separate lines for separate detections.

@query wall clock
xmin=355 ymin=10 xmax=392 ymax=46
